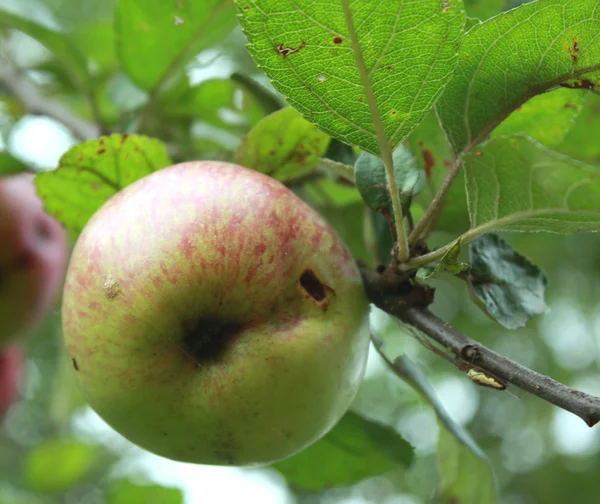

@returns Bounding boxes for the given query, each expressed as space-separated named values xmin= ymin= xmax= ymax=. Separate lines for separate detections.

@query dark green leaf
xmin=23 ymin=439 xmax=97 ymax=493
xmin=106 ymin=480 xmax=183 ymax=504
xmin=237 ymin=0 xmax=465 ymax=156
xmin=235 ymin=108 xmax=330 ymax=181
xmin=0 ymin=9 xmax=90 ymax=90
xmin=468 ymin=233 xmax=548 ymax=330
xmin=0 ymin=152 xmax=27 ymax=175
xmin=437 ymin=0 xmax=600 ymax=153
xmin=464 ymin=135 xmax=600 ymax=234
xmin=416 ymin=240 xmax=468 ymax=281
xmin=116 ymin=0 xmax=237 ymax=92
xmin=355 ymin=146 xmax=424 ymax=217
xmin=273 ymin=411 xmax=414 ymax=490
xmin=36 ymin=134 xmax=172 ymax=234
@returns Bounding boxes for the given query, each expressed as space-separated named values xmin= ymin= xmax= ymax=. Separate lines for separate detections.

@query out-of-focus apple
xmin=62 ymin=161 xmax=370 ymax=466
xmin=0 ymin=174 xmax=68 ymax=345
xmin=0 ymin=344 xmax=23 ymax=417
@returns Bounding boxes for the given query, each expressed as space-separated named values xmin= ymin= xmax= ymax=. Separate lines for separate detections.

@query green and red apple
xmin=0 ymin=174 xmax=68 ymax=346
xmin=62 ymin=161 xmax=370 ymax=466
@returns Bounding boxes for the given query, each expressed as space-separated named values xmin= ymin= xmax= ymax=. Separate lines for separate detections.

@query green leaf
xmin=408 ymin=112 xmax=470 ymax=234
xmin=437 ymin=423 xmax=498 ymax=504
xmin=355 ymin=146 xmax=424 ymax=217
xmin=36 ymin=134 xmax=172 ymax=234
xmin=106 ymin=480 xmax=183 ymax=504
xmin=493 ymin=88 xmax=585 ymax=147
xmin=464 ymin=135 xmax=600 ymax=234
xmin=237 ymin=0 xmax=465 ymax=155
xmin=437 ymin=0 xmax=600 ymax=154
xmin=557 ymin=92 xmax=600 ymax=164
xmin=23 ymin=439 xmax=97 ymax=494
xmin=161 ymin=78 xmax=264 ymax=129
xmin=0 ymin=9 xmax=90 ymax=90
xmin=70 ymin=19 xmax=117 ymax=71
xmin=463 ymin=0 xmax=505 ymax=21
xmin=116 ymin=0 xmax=237 ymax=92
xmin=273 ymin=411 xmax=413 ymax=490
xmin=416 ymin=240 xmax=467 ymax=281
xmin=467 ymin=233 xmax=548 ymax=330
xmin=234 ymin=107 xmax=330 ymax=181
xmin=0 ymin=152 xmax=27 ymax=175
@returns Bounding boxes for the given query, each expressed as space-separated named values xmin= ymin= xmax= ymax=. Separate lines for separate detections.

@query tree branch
xmin=361 ymin=267 xmax=600 ymax=427
xmin=0 ymin=64 xmax=98 ymax=141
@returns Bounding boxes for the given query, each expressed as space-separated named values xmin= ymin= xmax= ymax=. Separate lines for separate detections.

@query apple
xmin=0 ymin=174 xmax=68 ymax=346
xmin=62 ymin=161 xmax=370 ymax=466
xmin=0 ymin=344 xmax=23 ymax=417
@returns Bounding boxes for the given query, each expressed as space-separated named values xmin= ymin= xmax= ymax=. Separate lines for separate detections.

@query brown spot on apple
xmin=103 ymin=274 xmax=120 ymax=298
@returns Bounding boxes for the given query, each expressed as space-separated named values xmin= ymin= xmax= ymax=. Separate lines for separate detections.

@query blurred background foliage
xmin=1 ymin=0 xmax=600 ymax=503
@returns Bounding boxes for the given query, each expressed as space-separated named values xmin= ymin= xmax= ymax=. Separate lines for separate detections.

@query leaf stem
xmin=318 ymin=158 xmax=355 ymax=182
xmin=340 ymin=0 xmax=409 ymax=263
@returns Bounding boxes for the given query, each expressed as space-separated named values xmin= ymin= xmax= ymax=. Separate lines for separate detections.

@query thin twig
xmin=0 ymin=63 xmax=98 ymax=141
xmin=361 ymin=267 xmax=600 ymax=427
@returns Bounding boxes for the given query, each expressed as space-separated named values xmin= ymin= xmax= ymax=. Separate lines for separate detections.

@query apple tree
xmin=2 ymin=0 xmax=600 ymax=502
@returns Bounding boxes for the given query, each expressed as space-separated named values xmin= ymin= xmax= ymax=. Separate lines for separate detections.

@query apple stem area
xmin=359 ymin=266 xmax=600 ymax=427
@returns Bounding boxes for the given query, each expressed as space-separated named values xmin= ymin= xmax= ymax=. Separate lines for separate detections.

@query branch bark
xmin=361 ymin=267 xmax=600 ymax=427
xmin=0 ymin=64 xmax=98 ymax=141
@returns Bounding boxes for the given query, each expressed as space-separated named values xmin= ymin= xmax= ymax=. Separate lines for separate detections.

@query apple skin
xmin=62 ymin=161 xmax=371 ymax=466
xmin=0 ymin=344 xmax=23 ymax=417
xmin=0 ymin=174 xmax=68 ymax=346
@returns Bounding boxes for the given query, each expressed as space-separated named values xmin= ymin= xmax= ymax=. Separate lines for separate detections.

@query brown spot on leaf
xmin=97 ymin=148 xmax=106 ymax=155
xmin=72 ymin=358 xmax=79 ymax=371
xmin=473 ymin=151 xmax=483 ymax=157
xmin=333 ymin=37 xmax=343 ymax=44
xmin=422 ymin=149 xmax=435 ymax=177
xmin=275 ymin=40 xmax=306 ymax=58
xmin=269 ymin=149 xmax=277 ymax=156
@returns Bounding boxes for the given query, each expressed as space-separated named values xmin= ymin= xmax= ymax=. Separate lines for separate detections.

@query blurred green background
xmin=1 ymin=0 xmax=600 ymax=503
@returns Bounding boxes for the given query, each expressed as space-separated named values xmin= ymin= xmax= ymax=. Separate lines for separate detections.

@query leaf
xmin=0 ymin=152 xmax=27 ymax=175
xmin=237 ymin=0 xmax=465 ymax=156
xmin=437 ymin=0 xmax=600 ymax=154
xmin=161 ymin=78 xmax=264 ymax=129
xmin=36 ymin=134 xmax=172 ymax=234
xmin=416 ymin=240 xmax=467 ymax=281
xmin=372 ymin=327 xmax=488 ymax=462
xmin=234 ymin=107 xmax=330 ymax=181
xmin=437 ymin=423 xmax=499 ymax=504
xmin=116 ymin=0 xmax=237 ymax=92
xmin=557 ymin=92 xmax=600 ymax=164
xmin=463 ymin=0 xmax=505 ymax=21
xmin=464 ymin=135 xmax=600 ymax=234
xmin=0 ymin=9 xmax=90 ymax=90
xmin=273 ymin=411 xmax=414 ymax=490
xmin=468 ymin=233 xmax=548 ymax=330
xmin=23 ymin=439 xmax=97 ymax=493
xmin=106 ymin=480 xmax=183 ymax=504
xmin=493 ymin=88 xmax=586 ymax=147
xmin=355 ymin=146 xmax=424 ymax=217
xmin=408 ymin=112 xmax=470 ymax=233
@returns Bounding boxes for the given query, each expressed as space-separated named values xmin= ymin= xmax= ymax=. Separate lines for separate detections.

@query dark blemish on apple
xmin=72 ymin=358 xmax=79 ymax=371
xmin=97 ymin=148 xmax=106 ymax=155
xmin=36 ymin=218 xmax=52 ymax=241
xmin=181 ymin=318 xmax=243 ymax=365
xmin=299 ymin=270 xmax=332 ymax=311
xmin=333 ymin=37 xmax=343 ymax=44
xmin=275 ymin=40 xmax=306 ymax=58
